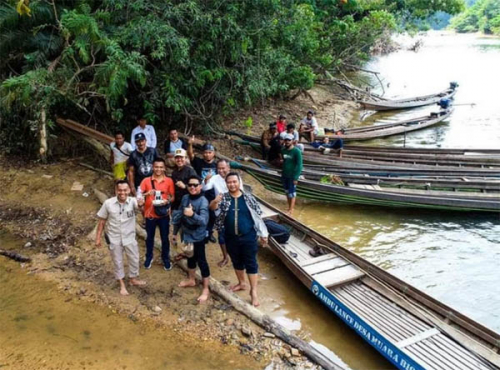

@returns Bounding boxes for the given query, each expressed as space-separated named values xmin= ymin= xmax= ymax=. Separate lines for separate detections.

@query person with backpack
xmin=212 ymin=173 xmax=268 ymax=307
xmin=171 ymin=175 xmax=210 ymax=304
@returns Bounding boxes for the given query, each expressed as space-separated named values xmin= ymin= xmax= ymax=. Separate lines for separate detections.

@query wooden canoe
xmin=240 ymin=164 xmax=500 ymax=212
xmin=359 ymin=86 xmax=457 ymax=111
xmin=256 ymin=196 xmax=500 ymax=370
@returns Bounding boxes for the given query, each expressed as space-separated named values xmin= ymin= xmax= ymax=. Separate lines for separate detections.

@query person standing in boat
xmin=172 ymin=175 xmax=211 ymax=304
xmin=281 ymin=134 xmax=303 ymax=216
xmin=299 ymin=110 xmax=319 ymax=142
xmin=95 ymin=180 xmax=146 ymax=296
xmin=212 ymin=173 xmax=268 ymax=307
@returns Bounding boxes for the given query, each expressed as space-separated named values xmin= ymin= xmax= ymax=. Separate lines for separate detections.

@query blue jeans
xmin=145 ymin=217 xmax=170 ymax=267
xmin=281 ymin=177 xmax=297 ymax=198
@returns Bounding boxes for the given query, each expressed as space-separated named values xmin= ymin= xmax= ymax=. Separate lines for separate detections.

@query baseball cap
xmin=134 ymin=132 xmax=146 ymax=141
xmin=174 ymin=148 xmax=187 ymax=157
xmin=283 ymin=133 xmax=294 ymax=141
xmin=202 ymin=143 xmax=215 ymax=152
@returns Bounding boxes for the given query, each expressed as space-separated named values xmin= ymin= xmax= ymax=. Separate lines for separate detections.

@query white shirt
xmin=203 ymin=174 xmax=244 ymax=215
xmin=168 ymin=139 xmax=184 ymax=154
xmin=97 ymin=197 xmax=139 ymax=245
xmin=301 ymin=116 xmax=318 ymax=130
xmin=280 ymin=130 xmax=299 ymax=142
xmin=110 ymin=141 xmax=133 ymax=164
xmin=131 ymin=125 xmax=157 ymax=149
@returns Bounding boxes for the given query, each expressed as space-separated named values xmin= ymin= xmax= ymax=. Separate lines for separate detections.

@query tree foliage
xmin=0 ymin=0 xmax=464 ymax=156
xmin=450 ymin=0 xmax=500 ymax=34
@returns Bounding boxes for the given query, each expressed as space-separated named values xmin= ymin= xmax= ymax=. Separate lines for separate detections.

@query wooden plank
xmin=303 ymin=257 xmax=349 ymax=275
xmin=414 ymin=337 xmax=483 ymax=370
xmin=300 ymin=253 xmax=338 ymax=267
xmin=346 ymin=284 xmax=427 ymax=336
xmin=260 ymin=204 xmax=279 ymax=219
xmin=397 ymin=328 xmax=440 ymax=348
xmin=405 ymin=342 xmax=455 ymax=370
xmin=429 ymin=336 xmax=494 ymax=370
xmin=314 ymin=265 xmax=364 ymax=287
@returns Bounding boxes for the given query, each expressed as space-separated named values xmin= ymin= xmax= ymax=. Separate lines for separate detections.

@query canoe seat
xmin=260 ymin=204 xmax=279 ymax=219
xmin=300 ymin=253 xmax=365 ymax=288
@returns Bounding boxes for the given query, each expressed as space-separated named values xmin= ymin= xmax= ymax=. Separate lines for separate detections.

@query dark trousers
xmin=225 ymin=230 xmax=258 ymax=274
xmin=187 ymin=240 xmax=210 ymax=278
xmin=145 ymin=217 xmax=170 ymax=266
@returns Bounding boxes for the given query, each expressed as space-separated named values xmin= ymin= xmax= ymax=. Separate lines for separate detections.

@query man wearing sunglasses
xmin=172 ymin=176 xmax=210 ymax=304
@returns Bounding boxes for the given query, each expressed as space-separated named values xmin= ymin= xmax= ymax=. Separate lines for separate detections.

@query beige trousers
xmin=109 ymin=241 xmax=140 ymax=280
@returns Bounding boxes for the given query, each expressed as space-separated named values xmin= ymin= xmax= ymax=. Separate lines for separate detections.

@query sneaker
xmin=144 ymin=258 xmax=153 ymax=269
xmin=163 ymin=263 xmax=172 ymax=271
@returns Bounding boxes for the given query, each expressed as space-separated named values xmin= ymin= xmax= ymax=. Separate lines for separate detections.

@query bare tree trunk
xmin=39 ymin=107 xmax=48 ymax=163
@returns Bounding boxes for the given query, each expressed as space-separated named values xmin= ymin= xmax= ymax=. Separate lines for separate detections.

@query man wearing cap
xmin=275 ymin=114 xmax=287 ymax=134
xmin=127 ymin=132 xmax=160 ymax=196
xmin=280 ymin=123 xmax=304 ymax=152
xmin=171 ymin=148 xmax=197 ymax=211
xmin=260 ymin=122 xmax=278 ymax=160
xmin=131 ymin=117 xmax=157 ymax=150
xmin=299 ymin=110 xmax=319 ymax=142
xmin=281 ymin=133 xmax=303 ymax=216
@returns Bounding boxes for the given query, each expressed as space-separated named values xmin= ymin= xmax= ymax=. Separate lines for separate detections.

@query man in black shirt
xmin=127 ymin=133 xmax=160 ymax=196
xmin=187 ymin=137 xmax=218 ymax=242
xmin=171 ymin=148 xmax=197 ymax=211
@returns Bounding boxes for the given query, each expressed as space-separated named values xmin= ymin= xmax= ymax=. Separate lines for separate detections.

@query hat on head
xmin=174 ymin=148 xmax=187 ymax=157
xmin=269 ymin=122 xmax=277 ymax=129
xmin=134 ymin=132 xmax=146 ymax=141
xmin=202 ymin=143 xmax=215 ymax=152
xmin=283 ymin=133 xmax=294 ymax=141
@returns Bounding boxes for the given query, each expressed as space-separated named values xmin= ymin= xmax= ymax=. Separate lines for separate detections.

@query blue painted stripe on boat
xmin=310 ymin=280 xmax=426 ymax=370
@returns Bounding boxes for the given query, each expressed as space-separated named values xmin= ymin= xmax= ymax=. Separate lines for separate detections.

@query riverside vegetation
xmin=0 ymin=0 xmax=464 ymax=160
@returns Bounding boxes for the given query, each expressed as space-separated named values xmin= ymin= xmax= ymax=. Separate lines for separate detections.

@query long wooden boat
xmin=249 ymin=159 xmax=500 ymax=192
xmin=256 ymin=197 xmax=500 ymax=370
xmin=359 ymin=84 xmax=458 ymax=111
xmin=240 ymin=164 xmax=500 ymax=212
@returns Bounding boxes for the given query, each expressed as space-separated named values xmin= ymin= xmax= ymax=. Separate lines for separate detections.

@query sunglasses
xmin=187 ymin=183 xmax=200 ymax=188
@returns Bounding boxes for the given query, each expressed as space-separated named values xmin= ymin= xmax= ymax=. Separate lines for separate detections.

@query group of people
xmin=97 ymin=118 xmax=268 ymax=306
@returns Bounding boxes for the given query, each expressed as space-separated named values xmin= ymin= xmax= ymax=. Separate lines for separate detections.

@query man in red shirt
xmin=276 ymin=114 xmax=287 ymax=133
xmin=139 ymin=158 xmax=175 ymax=270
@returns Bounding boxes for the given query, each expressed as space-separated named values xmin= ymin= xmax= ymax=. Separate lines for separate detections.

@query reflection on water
xmin=0 ymin=233 xmax=255 ymax=370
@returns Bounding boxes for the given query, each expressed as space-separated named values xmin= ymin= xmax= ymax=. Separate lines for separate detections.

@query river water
xmin=254 ymin=32 xmax=500 ymax=369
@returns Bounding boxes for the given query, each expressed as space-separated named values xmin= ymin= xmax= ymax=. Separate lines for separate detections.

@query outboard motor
xmin=450 ymin=81 xmax=459 ymax=90
xmin=438 ymin=98 xmax=451 ymax=109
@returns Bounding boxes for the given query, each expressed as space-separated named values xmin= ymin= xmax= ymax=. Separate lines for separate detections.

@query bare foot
xmin=217 ymin=257 xmax=229 ymax=268
xmin=230 ymin=283 xmax=247 ymax=292
xmin=250 ymin=290 xmax=260 ymax=307
xmin=179 ymin=279 xmax=196 ymax=288
xmin=120 ymin=287 xmax=130 ymax=296
xmin=197 ymin=290 xmax=210 ymax=304
xmin=129 ymin=278 xmax=146 ymax=286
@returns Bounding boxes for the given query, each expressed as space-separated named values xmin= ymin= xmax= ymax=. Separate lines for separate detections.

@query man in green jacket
xmin=281 ymin=133 xmax=303 ymax=216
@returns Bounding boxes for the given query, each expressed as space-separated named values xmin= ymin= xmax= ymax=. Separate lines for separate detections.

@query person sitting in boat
xmin=299 ymin=110 xmax=319 ymax=142
xmin=311 ymin=136 xmax=343 ymax=158
xmin=260 ymin=122 xmax=279 ymax=160
xmin=267 ymin=134 xmax=283 ymax=167
xmin=275 ymin=114 xmax=287 ymax=134
xmin=280 ymin=123 xmax=304 ymax=152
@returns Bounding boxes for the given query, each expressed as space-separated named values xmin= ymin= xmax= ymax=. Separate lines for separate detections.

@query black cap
xmin=202 ymin=143 xmax=215 ymax=152
xmin=134 ymin=133 xmax=146 ymax=141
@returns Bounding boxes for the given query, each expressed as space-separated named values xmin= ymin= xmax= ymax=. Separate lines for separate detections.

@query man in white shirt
xmin=131 ymin=117 xmax=157 ymax=150
xmin=110 ymin=131 xmax=133 ymax=180
xmin=95 ymin=180 xmax=146 ymax=296
xmin=280 ymin=123 xmax=304 ymax=152
xmin=299 ymin=110 xmax=319 ymax=142
xmin=204 ymin=159 xmax=243 ymax=267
